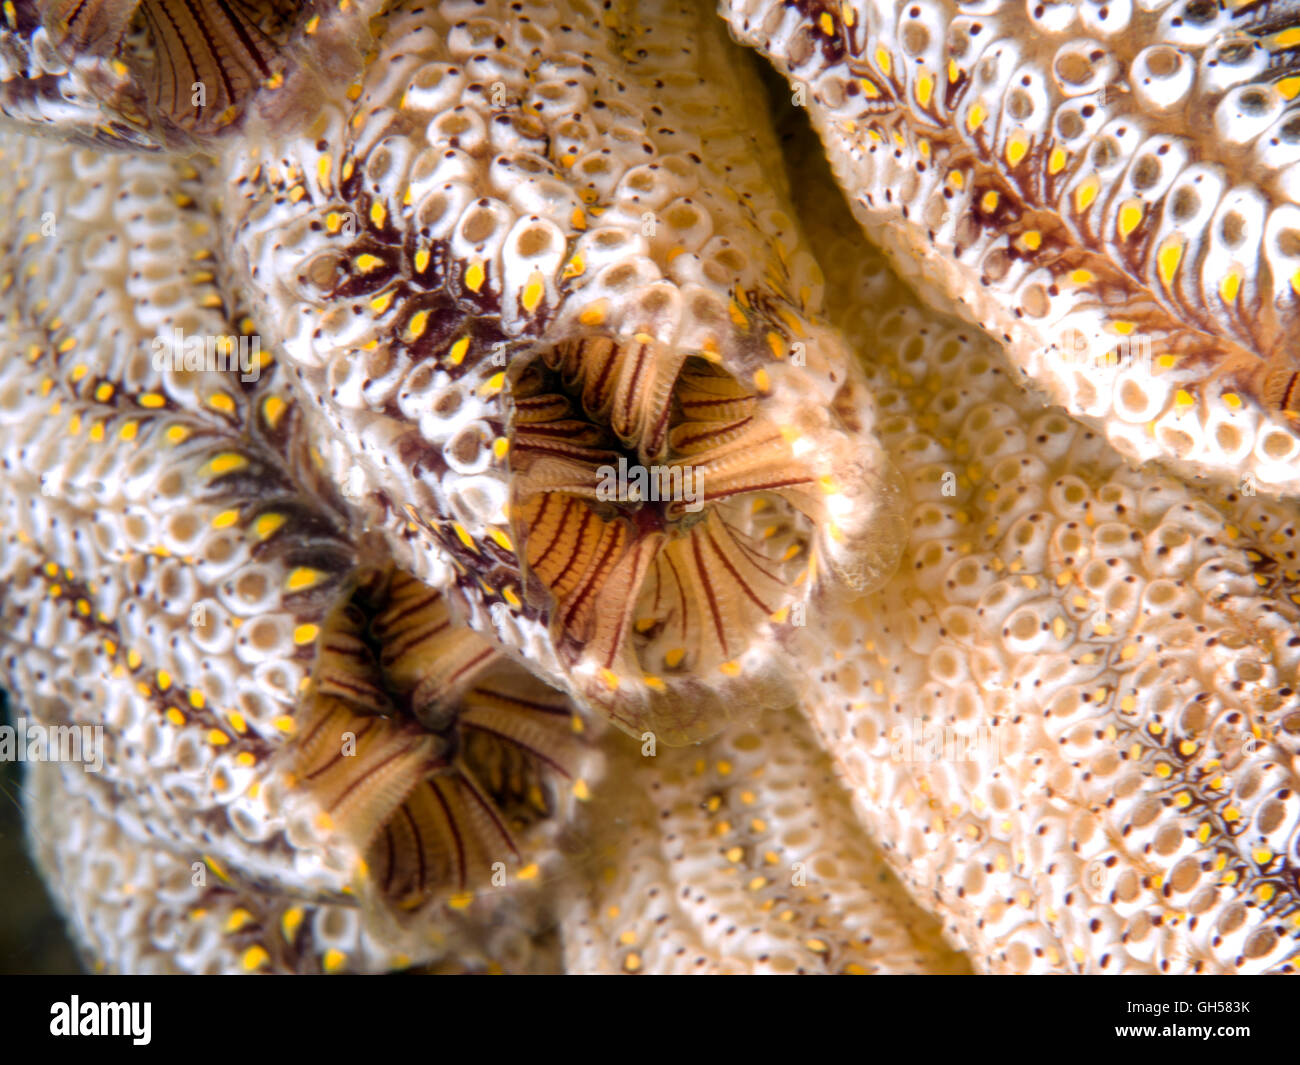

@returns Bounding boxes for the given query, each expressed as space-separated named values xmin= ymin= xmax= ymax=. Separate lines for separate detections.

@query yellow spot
xmin=1154 ymin=234 xmax=1184 ymax=288
xmin=286 ymin=567 xmax=325 ymax=592
xmin=946 ymin=170 xmax=965 ymax=191
xmin=1048 ymin=146 xmax=1068 ymax=174
xmin=465 ymin=260 xmax=486 ymax=293
xmin=753 ymin=369 xmax=772 ymax=394
xmin=294 ymin=623 xmax=320 ymax=645
xmin=1219 ymin=270 xmax=1242 ymax=304
xmin=1223 ymin=392 xmax=1242 ymax=411
xmin=156 ymin=670 xmax=172 ymax=692
xmin=322 ymin=948 xmax=347 ymax=973
xmin=511 ymin=862 xmax=540 ymax=882
xmin=241 ymin=946 xmax=270 ymax=972
xmin=253 ymin=513 xmax=286 ymax=542
xmin=599 ymin=668 xmax=620 ymax=691
xmin=1117 ymin=199 xmax=1144 ymax=240
xmin=354 ymin=253 xmax=384 ymax=273
xmin=206 ymin=453 xmax=247 ymax=476
xmin=369 ymin=291 xmax=393 ymax=314
xmin=213 ymin=509 xmax=240 ymax=530
xmin=432 ymin=336 xmax=468 ymax=370
xmin=916 ymin=73 xmax=934 ymax=108
xmin=859 ymin=77 xmax=880 ymax=99
xmin=561 ymin=251 xmax=586 ymax=281
xmin=819 ymin=12 xmax=834 ymax=35
xmin=664 ymin=647 xmax=686 ymax=668
xmin=1272 ymin=27 xmax=1300 ymax=48
xmin=488 ymin=528 xmax=514 ymax=552
xmin=1069 ymin=269 xmax=1093 ymax=285
xmin=274 ymin=715 xmax=296 ymax=734
xmin=165 ymin=425 xmax=190 ymax=445
xmin=1005 ymin=129 xmax=1030 ymax=167
xmin=966 ymin=102 xmax=987 ymax=133
xmin=522 ymin=270 xmax=546 ymax=313
xmin=719 ymin=660 xmax=742 ymax=677
xmin=578 ymin=300 xmax=608 ymax=326
xmin=403 ymin=309 xmax=430 ymax=343
xmin=573 ymin=778 xmax=591 ymax=801
xmin=139 ymin=393 xmax=166 ymax=409
xmin=980 ymin=190 xmax=999 ymax=213
xmin=370 ymin=201 xmax=387 ymax=228
xmin=1074 ymin=174 xmax=1100 ymax=213
xmin=1174 ymin=389 xmax=1195 ymax=412
xmin=450 ymin=523 xmax=475 ymax=551
xmin=1019 ymin=230 xmax=1042 ymax=252
xmin=208 ymin=729 xmax=230 ymax=747
xmin=255 ymin=398 xmax=287 ymax=435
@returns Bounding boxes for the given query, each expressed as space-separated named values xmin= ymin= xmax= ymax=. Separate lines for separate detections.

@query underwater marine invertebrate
xmin=722 ymin=0 xmax=1300 ymax=494
xmin=5 ymin=0 xmax=1300 ymax=976
xmin=219 ymin=0 xmax=906 ymax=742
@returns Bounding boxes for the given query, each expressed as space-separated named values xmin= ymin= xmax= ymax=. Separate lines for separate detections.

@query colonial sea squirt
xmin=0 ymin=0 xmax=1297 ymax=972
xmin=0 ymin=0 xmax=929 ymax=974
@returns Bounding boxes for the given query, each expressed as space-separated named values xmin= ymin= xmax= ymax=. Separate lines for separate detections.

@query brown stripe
xmin=705 ymin=526 xmax=775 ymax=614
xmin=690 ymin=531 xmax=729 ymax=655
